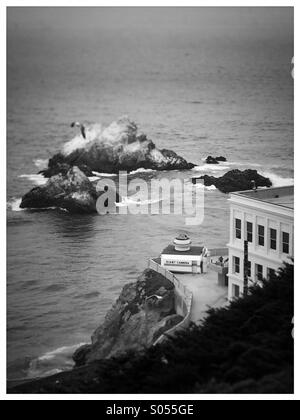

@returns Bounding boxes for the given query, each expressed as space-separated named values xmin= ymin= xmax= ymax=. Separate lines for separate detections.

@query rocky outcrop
xmin=194 ymin=169 xmax=272 ymax=193
xmin=73 ymin=269 xmax=183 ymax=367
xmin=215 ymin=156 xmax=227 ymax=162
xmin=40 ymin=116 xmax=195 ymax=177
xmin=205 ymin=156 xmax=227 ymax=164
xmin=20 ymin=166 xmax=120 ymax=214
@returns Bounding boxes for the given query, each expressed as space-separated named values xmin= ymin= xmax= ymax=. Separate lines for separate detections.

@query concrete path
xmin=177 ymin=271 xmax=228 ymax=324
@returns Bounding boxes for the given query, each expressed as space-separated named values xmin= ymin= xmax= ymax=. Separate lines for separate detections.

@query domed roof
xmin=175 ymin=233 xmax=190 ymax=241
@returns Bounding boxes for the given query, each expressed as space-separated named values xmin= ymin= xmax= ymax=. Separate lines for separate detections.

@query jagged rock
xmin=73 ymin=269 xmax=181 ymax=367
xmin=41 ymin=116 xmax=195 ymax=177
xmin=20 ymin=166 xmax=120 ymax=214
xmin=196 ymin=169 xmax=272 ymax=193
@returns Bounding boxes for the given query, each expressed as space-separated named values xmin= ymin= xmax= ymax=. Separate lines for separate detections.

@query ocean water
xmin=7 ymin=8 xmax=294 ymax=381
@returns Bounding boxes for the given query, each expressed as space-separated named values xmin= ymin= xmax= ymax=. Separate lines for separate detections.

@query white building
xmin=161 ymin=234 xmax=207 ymax=274
xmin=227 ymin=186 xmax=294 ymax=300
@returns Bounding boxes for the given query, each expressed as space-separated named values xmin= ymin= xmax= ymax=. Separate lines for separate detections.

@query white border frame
xmin=1 ymin=0 xmax=297 ymax=400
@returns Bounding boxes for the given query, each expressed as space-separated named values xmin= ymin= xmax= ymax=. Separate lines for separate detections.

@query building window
xmin=267 ymin=268 xmax=276 ymax=280
xmin=258 ymin=225 xmax=265 ymax=246
xmin=233 ymin=284 xmax=240 ymax=298
xmin=255 ymin=264 xmax=263 ymax=281
xmin=270 ymin=228 xmax=277 ymax=250
xmin=235 ymin=218 xmax=241 ymax=239
xmin=282 ymin=232 xmax=290 ymax=254
xmin=246 ymin=222 xmax=253 ymax=243
xmin=233 ymin=256 xmax=240 ymax=274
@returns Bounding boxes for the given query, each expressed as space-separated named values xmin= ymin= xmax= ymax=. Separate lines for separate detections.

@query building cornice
xmin=228 ymin=195 xmax=293 ymax=220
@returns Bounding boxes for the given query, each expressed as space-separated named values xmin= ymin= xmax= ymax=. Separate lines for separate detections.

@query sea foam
xmin=193 ymin=164 xmax=230 ymax=172
xmin=27 ymin=342 xmax=87 ymax=379
xmin=19 ymin=174 xmax=48 ymax=186
xmin=261 ymin=171 xmax=294 ymax=188
xmin=33 ymin=159 xmax=49 ymax=170
xmin=92 ymin=171 xmax=118 ymax=177
xmin=7 ymin=198 xmax=23 ymax=212
xmin=128 ymin=168 xmax=156 ymax=175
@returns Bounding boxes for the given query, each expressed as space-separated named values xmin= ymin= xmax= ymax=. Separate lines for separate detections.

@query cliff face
xmin=73 ymin=269 xmax=183 ymax=366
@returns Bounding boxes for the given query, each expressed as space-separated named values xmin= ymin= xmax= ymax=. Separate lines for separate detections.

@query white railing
xmin=148 ymin=259 xmax=193 ymax=345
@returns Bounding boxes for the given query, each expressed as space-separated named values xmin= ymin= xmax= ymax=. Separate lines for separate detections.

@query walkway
xmin=177 ymin=271 xmax=228 ymax=324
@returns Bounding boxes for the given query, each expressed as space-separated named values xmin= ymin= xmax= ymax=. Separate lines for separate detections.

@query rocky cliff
xmin=73 ymin=269 xmax=183 ymax=366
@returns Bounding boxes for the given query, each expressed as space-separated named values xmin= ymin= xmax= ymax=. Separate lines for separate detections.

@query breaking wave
xmin=7 ymin=198 xmax=23 ymax=212
xmin=33 ymin=158 xmax=49 ymax=170
xmin=194 ymin=161 xmax=263 ymax=173
xmin=27 ymin=343 xmax=87 ymax=379
xmin=261 ymin=171 xmax=294 ymax=188
xmin=205 ymin=185 xmax=217 ymax=191
xmin=62 ymin=118 xmax=141 ymax=156
xmin=92 ymin=171 xmax=118 ymax=177
xmin=63 ymin=123 xmax=103 ymax=155
xmin=128 ymin=168 xmax=156 ymax=175
xmin=193 ymin=164 xmax=230 ymax=172
xmin=8 ymin=197 xmax=69 ymax=213
xmin=88 ymin=176 xmax=103 ymax=182
xmin=19 ymin=174 xmax=48 ymax=186
xmin=90 ymin=169 xmax=156 ymax=179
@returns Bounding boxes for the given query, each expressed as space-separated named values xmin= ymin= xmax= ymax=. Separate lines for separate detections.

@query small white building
xmin=161 ymin=234 xmax=207 ymax=274
xmin=227 ymin=186 xmax=294 ymax=300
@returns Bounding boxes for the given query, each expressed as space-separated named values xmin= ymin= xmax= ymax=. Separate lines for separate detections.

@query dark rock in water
xmin=205 ymin=156 xmax=220 ymax=164
xmin=159 ymin=149 xmax=195 ymax=171
xmin=73 ymin=269 xmax=182 ymax=367
xmin=196 ymin=169 xmax=272 ymax=193
xmin=205 ymin=155 xmax=227 ymax=164
xmin=20 ymin=167 xmax=97 ymax=213
xmin=20 ymin=166 xmax=120 ymax=214
xmin=41 ymin=116 xmax=195 ymax=177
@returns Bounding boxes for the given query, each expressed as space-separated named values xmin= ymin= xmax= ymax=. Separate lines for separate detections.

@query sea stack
xmin=193 ymin=169 xmax=272 ymax=193
xmin=40 ymin=116 xmax=196 ymax=177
